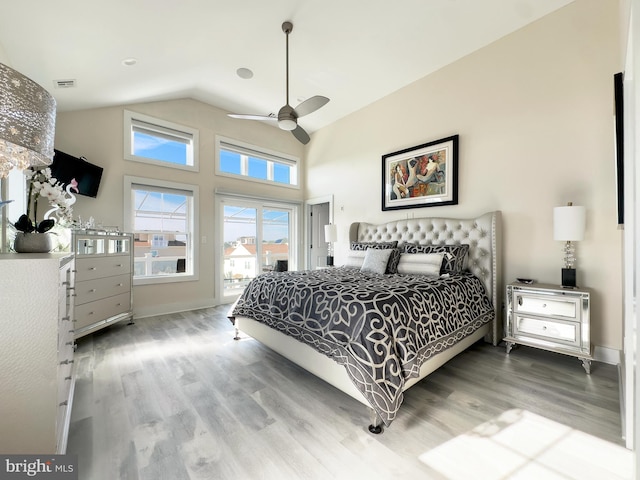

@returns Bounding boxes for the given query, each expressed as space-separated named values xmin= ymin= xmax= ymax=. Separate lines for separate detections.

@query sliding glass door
xmin=218 ymin=195 xmax=297 ymax=300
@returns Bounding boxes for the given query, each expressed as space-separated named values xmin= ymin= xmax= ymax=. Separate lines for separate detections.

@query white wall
xmin=55 ymin=98 xmax=304 ymax=317
xmin=306 ymin=0 xmax=623 ymax=350
xmin=54 ymin=0 xmax=623 ymax=351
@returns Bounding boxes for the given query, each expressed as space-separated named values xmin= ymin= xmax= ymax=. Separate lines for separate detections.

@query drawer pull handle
xmin=542 ymin=303 xmax=547 ymax=308
xmin=62 ymin=316 xmax=70 ymax=321
xmin=59 ymin=401 xmax=68 ymax=407
xmin=542 ymin=326 xmax=547 ymax=330
xmin=517 ymin=297 xmax=522 ymax=306
xmin=65 ymin=341 xmax=74 ymax=346
xmin=116 ymin=264 xmax=123 ymax=267
xmin=59 ymin=359 xmax=74 ymax=365
xmin=65 ymin=376 xmax=72 ymax=381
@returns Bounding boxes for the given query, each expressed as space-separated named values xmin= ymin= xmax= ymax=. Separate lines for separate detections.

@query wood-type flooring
xmin=67 ymin=305 xmax=628 ymax=479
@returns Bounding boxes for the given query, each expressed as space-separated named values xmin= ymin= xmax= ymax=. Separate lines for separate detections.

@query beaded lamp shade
xmin=0 ymin=62 xmax=56 ymax=178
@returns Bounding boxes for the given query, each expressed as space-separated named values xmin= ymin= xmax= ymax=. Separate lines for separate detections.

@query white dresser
xmin=505 ymin=282 xmax=592 ymax=373
xmin=72 ymin=230 xmax=134 ymax=338
xmin=0 ymin=253 xmax=75 ymax=453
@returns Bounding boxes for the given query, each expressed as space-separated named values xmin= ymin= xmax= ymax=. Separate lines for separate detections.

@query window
xmin=216 ymin=136 xmax=299 ymax=187
xmin=151 ymin=234 xmax=167 ymax=248
xmin=124 ymin=176 xmax=199 ymax=285
xmin=124 ymin=110 xmax=199 ymax=172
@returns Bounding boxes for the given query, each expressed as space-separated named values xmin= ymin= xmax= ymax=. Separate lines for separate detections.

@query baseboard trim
xmin=593 ymin=345 xmax=620 ymax=365
xmin=133 ymin=299 xmax=220 ymax=319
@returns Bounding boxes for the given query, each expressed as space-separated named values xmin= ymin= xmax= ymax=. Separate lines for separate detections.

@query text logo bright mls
xmin=1 ymin=455 xmax=77 ymax=479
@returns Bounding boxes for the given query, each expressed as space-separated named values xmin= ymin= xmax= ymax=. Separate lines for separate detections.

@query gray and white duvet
xmin=231 ymin=267 xmax=494 ymax=426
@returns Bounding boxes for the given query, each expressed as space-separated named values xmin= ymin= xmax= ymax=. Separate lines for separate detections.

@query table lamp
xmin=324 ymin=224 xmax=337 ymax=266
xmin=553 ymin=202 xmax=586 ymax=288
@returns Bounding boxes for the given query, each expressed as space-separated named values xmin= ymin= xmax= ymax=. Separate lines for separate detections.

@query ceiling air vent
xmin=54 ymin=79 xmax=76 ymax=89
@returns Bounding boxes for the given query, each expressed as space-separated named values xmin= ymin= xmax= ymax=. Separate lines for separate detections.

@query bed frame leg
xmin=233 ymin=327 xmax=241 ymax=341
xmin=368 ymin=408 xmax=383 ymax=434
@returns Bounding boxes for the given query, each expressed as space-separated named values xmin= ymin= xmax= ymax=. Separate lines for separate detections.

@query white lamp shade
xmin=324 ymin=224 xmax=337 ymax=243
xmin=553 ymin=205 xmax=586 ymax=241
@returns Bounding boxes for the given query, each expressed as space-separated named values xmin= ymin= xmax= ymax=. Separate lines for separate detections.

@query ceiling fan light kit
xmin=228 ymin=21 xmax=330 ymax=144
xmin=277 ymin=105 xmax=297 ymax=131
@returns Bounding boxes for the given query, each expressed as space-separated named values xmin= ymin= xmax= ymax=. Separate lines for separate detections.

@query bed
xmin=229 ymin=211 xmax=502 ymax=432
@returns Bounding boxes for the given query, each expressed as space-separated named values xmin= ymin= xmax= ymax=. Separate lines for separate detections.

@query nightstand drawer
xmin=506 ymin=282 xmax=591 ymax=373
xmin=515 ymin=293 xmax=578 ymax=319
xmin=514 ymin=315 xmax=579 ymax=345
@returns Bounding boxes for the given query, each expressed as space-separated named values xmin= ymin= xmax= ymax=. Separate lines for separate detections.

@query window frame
xmin=124 ymin=175 xmax=199 ymax=285
xmin=124 ymin=110 xmax=199 ymax=172
xmin=215 ymin=135 xmax=300 ymax=188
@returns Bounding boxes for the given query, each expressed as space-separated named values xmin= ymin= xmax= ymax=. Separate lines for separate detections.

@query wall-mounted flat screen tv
xmin=49 ymin=149 xmax=104 ymax=198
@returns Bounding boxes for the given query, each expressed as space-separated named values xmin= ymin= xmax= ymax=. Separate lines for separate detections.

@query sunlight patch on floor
xmin=418 ymin=409 xmax=633 ymax=480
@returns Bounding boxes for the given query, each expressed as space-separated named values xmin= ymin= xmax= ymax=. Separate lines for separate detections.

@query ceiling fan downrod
xmin=278 ymin=21 xmax=297 ymax=131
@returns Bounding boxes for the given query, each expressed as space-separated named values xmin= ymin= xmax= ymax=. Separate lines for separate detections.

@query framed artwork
xmin=382 ymin=135 xmax=458 ymax=211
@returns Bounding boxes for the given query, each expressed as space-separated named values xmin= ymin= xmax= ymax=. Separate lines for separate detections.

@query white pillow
xmin=343 ymin=250 xmax=366 ymax=268
xmin=397 ymin=253 xmax=444 ymax=276
xmin=361 ymin=248 xmax=393 ymax=274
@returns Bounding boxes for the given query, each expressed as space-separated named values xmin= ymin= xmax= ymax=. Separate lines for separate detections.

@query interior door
xmin=309 ymin=202 xmax=330 ymax=269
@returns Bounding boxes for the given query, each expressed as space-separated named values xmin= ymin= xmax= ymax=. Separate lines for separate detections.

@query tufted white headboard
xmin=349 ymin=211 xmax=502 ymax=345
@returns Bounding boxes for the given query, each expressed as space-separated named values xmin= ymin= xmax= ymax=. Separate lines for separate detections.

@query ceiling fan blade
xmin=294 ymin=95 xmax=330 ymax=118
xmin=291 ymin=125 xmax=310 ymax=144
xmin=227 ymin=113 xmax=277 ymax=122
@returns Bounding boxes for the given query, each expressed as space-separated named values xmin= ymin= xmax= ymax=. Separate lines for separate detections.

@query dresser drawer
xmin=75 ymin=256 xmax=131 ymax=282
xmin=74 ymin=274 xmax=131 ymax=305
xmin=514 ymin=315 xmax=580 ymax=347
xmin=514 ymin=293 xmax=578 ymax=319
xmin=75 ymin=292 xmax=131 ymax=330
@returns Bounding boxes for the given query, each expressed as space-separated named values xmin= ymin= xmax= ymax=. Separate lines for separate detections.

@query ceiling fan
xmin=227 ymin=21 xmax=329 ymax=145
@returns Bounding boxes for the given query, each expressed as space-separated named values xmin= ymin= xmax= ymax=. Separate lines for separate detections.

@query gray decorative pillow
xmin=350 ymin=241 xmax=398 ymax=251
xmin=386 ymin=248 xmax=401 ymax=274
xmin=360 ymin=248 xmax=393 ymax=274
xmin=402 ymin=243 xmax=469 ymax=273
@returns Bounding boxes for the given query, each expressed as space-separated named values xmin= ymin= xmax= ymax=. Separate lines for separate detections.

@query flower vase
xmin=14 ymin=232 xmax=54 ymax=253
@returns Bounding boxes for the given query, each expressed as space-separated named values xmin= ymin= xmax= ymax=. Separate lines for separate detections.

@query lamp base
xmin=326 ymin=255 xmax=334 ymax=267
xmin=561 ymin=268 xmax=576 ymax=288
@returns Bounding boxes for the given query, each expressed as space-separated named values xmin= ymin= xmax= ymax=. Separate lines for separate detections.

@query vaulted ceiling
xmin=0 ymin=0 xmax=573 ymax=133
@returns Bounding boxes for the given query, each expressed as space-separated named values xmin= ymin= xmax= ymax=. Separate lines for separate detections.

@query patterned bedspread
xmin=231 ymin=267 xmax=494 ymax=426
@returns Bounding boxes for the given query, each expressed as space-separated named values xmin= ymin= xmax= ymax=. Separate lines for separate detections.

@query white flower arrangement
xmin=14 ymin=167 xmax=78 ymax=233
